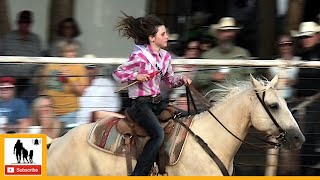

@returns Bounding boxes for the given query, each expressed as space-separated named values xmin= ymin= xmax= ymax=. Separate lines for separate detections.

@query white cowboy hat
xmin=291 ymin=21 xmax=320 ymax=37
xmin=211 ymin=17 xmax=242 ymax=31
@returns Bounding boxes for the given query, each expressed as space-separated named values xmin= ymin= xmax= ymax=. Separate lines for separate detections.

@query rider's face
xmin=150 ymin=25 xmax=169 ymax=49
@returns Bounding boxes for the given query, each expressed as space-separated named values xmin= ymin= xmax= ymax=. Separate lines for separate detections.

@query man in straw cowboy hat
xmin=292 ymin=21 xmax=320 ymax=175
xmin=203 ymin=17 xmax=250 ymax=59
xmin=193 ymin=17 xmax=254 ymax=95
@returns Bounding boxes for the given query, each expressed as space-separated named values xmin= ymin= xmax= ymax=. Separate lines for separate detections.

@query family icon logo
xmin=3 ymin=136 xmax=44 ymax=176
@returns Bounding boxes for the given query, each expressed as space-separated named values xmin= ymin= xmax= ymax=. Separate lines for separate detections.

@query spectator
xmin=30 ymin=95 xmax=62 ymax=138
xmin=291 ymin=21 xmax=320 ymax=175
xmin=0 ymin=77 xmax=30 ymax=133
xmin=0 ymin=10 xmax=42 ymax=97
xmin=267 ymin=34 xmax=300 ymax=175
xmin=183 ymin=38 xmax=202 ymax=59
xmin=199 ymin=36 xmax=214 ymax=54
xmin=56 ymin=40 xmax=79 ymax=58
xmin=170 ymin=38 xmax=201 ymax=100
xmin=40 ymin=41 xmax=88 ymax=126
xmin=203 ymin=17 xmax=250 ymax=59
xmin=268 ymin=34 xmax=300 ymax=102
xmin=185 ymin=11 xmax=212 ymax=40
xmin=193 ymin=17 xmax=253 ymax=95
xmin=20 ymin=65 xmax=44 ymax=109
xmin=0 ymin=10 xmax=41 ymax=56
xmin=49 ymin=17 xmax=82 ymax=57
xmin=177 ymin=38 xmax=201 ymax=78
xmin=77 ymin=62 xmax=121 ymax=124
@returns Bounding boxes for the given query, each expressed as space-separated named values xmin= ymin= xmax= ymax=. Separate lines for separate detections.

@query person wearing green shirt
xmin=193 ymin=17 xmax=254 ymax=95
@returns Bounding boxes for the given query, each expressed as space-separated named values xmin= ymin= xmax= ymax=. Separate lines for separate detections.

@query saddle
xmin=87 ymin=107 xmax=194 ymax=175
xmin=117 ymin=107 xmax=176 ymax=137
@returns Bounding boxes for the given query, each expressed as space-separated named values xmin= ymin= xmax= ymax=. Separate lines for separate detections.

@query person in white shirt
xmin=269 ymin=34 xmax=300 ymax=101
xmin=77 ymin=64 xmax=121 ymax=124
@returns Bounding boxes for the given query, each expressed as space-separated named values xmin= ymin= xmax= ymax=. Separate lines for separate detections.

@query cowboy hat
xmin=291 ymin=21 xmax=320 ymax=37
xmin=211 ymin=17 xmax=242 ymax=31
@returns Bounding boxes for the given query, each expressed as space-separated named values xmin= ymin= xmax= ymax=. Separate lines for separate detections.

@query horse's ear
xmin=269 ymin=74 xmax=279 ymax=88
xmin=250 ymin=74 xmax=263 ymax=89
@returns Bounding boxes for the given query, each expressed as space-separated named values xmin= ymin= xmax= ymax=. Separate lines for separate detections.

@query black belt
xmin=135 ymin=95 xmax=162 ymax=104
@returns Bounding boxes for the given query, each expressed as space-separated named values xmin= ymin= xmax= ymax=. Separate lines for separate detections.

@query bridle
xmin=186 ymin=84 xmax=286 ymax=148
xmin=171 ymin=84 xmax=287 ymax=176
xmin=254 ymin=90 xmax=287 ymax=144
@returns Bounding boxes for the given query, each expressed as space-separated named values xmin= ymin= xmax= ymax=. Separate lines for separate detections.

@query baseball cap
xmin=0 ymin=77 xmax=16 ymax=84
xmin=0 ymin=77 xmax=16 ymax=88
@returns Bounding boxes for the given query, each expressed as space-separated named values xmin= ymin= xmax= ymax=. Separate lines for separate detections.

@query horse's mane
xmin=205 ymin=77 xmax=270 ymax=106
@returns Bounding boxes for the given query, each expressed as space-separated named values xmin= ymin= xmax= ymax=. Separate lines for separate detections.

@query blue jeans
xmin=129 ymin=98 xmax=167 ymax=176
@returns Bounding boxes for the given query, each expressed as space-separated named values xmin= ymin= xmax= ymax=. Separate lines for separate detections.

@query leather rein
xmin=171 ymin=84 xmax=287 ymax=176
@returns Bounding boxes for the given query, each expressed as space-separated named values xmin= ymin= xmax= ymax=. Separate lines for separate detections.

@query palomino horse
xmin=46 ymin=75 xmax=305 ymax=176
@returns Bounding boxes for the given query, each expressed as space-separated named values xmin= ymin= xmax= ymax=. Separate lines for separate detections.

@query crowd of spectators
xmin=0 ymin=9 xmax=320 ymax=175
xmin=0 ymin=10 xmax=122 ymax=137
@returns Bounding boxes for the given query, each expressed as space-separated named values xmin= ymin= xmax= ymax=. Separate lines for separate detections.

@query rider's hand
xmin=183 ymin=76 xmax=192 ymax=85
xmin=212 ymin=72 xmax=226 ymax=82
xmin=137 ymin=74 xmax=151 ymax=82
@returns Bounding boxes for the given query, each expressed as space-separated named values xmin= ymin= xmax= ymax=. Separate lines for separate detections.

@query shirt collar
xmin=147 ymin=45 xmax=162 ymax=58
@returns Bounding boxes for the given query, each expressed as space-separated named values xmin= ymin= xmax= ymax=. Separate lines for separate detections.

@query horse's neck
xmin=192 ymin=90 xmax=252 ymax=168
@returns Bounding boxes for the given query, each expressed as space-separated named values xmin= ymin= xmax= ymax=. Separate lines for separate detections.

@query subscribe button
xmin=5 ymin=165 xmax=42 ymax=175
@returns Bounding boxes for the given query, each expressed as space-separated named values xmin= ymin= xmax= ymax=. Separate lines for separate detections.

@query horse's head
xmin=249 ymin=75 xmax=305 ymax=150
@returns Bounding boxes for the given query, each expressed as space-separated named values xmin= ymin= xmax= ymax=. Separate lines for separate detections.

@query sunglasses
xmin=86 ymin=65 xmax=97 ymax=69
xmin=187 ymin=47 xmax=200 ymax=50
xmin=278 ymin=42 xmax=293 ymax=46
xmin=63 ymin=25 xmax=74 ymax=29
xmin=300 ymin=35 xmax=314 ymax=39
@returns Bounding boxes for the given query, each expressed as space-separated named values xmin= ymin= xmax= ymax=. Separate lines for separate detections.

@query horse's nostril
xmin=293 ymin=136 xmax=300 ymax=144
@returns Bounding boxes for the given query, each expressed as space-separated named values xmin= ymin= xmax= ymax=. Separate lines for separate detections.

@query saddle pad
xmin=87 ymin=116 xmax=123 ymax=154
xmin=87 ymin=115 xmax=194 ymax=165
xmin=164 ymin=116 xmax=194 ymax=165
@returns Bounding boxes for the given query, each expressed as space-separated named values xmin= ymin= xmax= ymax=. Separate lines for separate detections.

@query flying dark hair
xmin=115 ymin=12 xmax=165 ymax=45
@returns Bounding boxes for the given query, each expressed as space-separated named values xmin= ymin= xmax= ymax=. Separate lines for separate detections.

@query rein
xmin=167 ymin=84 xmax=230 ymax=175
xmin=170 ymin=84 xmax=287 ymax=176
xmin=186 ymin=84 xmax=281 ymax=149
xmin=171 ymin=115 xmax=230 ymax=176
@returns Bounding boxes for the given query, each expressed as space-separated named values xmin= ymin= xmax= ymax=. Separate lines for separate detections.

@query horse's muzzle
xmin=282 ymin=128 xmax=306 ymax=150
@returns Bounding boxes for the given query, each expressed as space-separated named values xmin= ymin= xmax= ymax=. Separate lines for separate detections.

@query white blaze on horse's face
xmin=250 ymin=74 xmax=305 ymax=150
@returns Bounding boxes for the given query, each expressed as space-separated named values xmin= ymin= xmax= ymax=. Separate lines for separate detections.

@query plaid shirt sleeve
xmin=112 ymin=54 xmax=141 ymax=83
xmin=163 ymin=55 xmax=185 ymax=88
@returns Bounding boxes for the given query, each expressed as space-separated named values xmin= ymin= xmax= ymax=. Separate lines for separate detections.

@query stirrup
xmin=150 ymin=162 xmax=158 ymax=176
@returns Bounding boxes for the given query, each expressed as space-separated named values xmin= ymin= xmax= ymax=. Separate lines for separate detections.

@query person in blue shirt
xmin=0 ymin=77 xmax=30 ymax=133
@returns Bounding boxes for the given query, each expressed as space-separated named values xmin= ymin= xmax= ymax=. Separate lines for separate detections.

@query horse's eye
xmin=269 ymin=103 xmax=279 ymax=110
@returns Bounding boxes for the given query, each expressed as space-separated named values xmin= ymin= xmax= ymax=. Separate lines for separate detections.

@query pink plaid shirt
xmin=113 ymin=45 xmax=185 ymax=98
